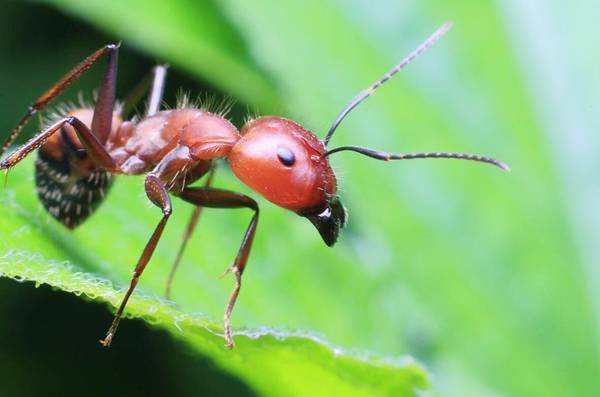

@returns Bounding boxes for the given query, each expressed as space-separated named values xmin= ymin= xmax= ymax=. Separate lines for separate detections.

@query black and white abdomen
xmin=35 ymin=150 xmax=112 ymax=229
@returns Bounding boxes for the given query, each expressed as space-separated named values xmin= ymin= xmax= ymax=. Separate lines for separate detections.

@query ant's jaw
xmin=299 ymin=196 xmax=347 ymax=247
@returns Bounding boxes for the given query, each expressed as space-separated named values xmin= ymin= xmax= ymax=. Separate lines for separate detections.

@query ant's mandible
xmin=0 ymin=21 xmax=509 ymax=349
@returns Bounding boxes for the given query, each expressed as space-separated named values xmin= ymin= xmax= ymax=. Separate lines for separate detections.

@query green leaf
xmin=5 ymin=1 xmax=600 ymax=396
xmin=0 ymin=158 xmax=428 ymax=397
xmin=207 ymin=2 xmax=600 ymax=396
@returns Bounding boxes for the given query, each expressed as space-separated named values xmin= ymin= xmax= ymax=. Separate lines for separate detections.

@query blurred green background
xmin=1 ymin=0 xmax=599 ymax=396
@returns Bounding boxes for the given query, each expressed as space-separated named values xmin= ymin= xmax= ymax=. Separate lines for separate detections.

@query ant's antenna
xmin=324 ymin=145 xmax=510 ymax=172
xmin=323 ymin=21 xmax=453 ymax=146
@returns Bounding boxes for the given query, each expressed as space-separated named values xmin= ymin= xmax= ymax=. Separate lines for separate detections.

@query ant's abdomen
xmin=33 ymin=107 xmax=117 ymax=229
xmin=35 ymin=149 xmax=112 ymax=229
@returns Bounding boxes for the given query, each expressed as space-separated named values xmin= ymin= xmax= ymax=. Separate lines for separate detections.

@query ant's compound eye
xmin=277 ymin=147 xmax=296 ymax=167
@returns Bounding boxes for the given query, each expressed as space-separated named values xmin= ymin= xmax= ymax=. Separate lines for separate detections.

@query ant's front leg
xmin=100 ymin=173 xmax=172 ymax=347
xmin=177 ymin=187 xmax=259 ymax=349
xmin=0 ymin=116 xmax=118 ymax=172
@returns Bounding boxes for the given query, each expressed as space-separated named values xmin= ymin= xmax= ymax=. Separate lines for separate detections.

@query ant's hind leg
xmin=100 ymin=173 xmax=172 ymax=348
xmin=1 ymin=44 xmax=119 ymax=157
xmin=121 ymin=65 xmax=168 ymax=119
xmin=146 ymin=65 xmax=168 ymax=117
xmin=0 ymin=116 xmax=118 ymax=172
xmin=177 ymin=187 xmax=259 ymax=349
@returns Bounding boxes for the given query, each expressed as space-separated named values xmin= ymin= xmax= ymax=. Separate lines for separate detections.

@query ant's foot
xmin=99 ymin=333 xmax=113 ymax=348
xmin=219 ymin=265 xmax=235 ymax=279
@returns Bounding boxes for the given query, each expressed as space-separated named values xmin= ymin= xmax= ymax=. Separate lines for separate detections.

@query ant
xmin=0 ymin=21 xmax=508 ymax=349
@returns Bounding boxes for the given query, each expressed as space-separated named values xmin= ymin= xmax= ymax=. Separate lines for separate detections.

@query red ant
xmin=0 ymin=21 xmax=508 ymax=349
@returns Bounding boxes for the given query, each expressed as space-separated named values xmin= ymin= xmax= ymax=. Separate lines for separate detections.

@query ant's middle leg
xmin=100 ymin=173 xmax=172 ymax=347
xmin=0 ymin=116 xmax=118 ymax=172
xmin=165 ymin=166 xmax=216 ymax=300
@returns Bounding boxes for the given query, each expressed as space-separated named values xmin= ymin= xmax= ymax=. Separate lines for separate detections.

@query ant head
xmin=230 ymin=22 xmax=508 ymax=247
xmin=229 ymin=116 xmax=346 ymax=246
